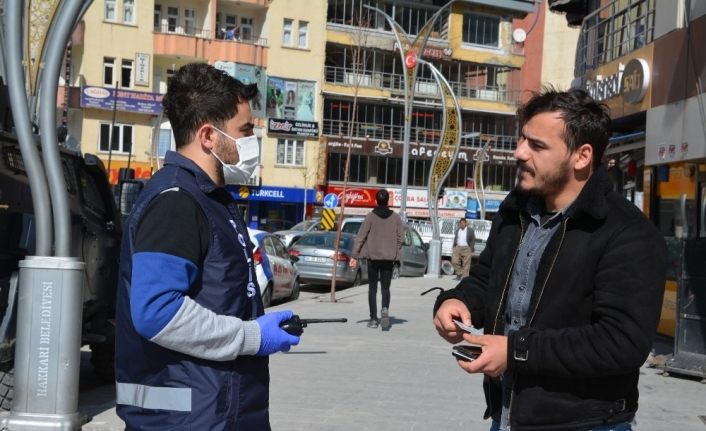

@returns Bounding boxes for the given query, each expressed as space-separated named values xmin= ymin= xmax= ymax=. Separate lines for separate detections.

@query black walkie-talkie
xmin=279 ymin=315 xmax=348 ymax=336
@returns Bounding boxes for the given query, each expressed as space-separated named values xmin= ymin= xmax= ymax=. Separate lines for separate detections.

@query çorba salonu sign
xmin=584 ymin=57 xmax=650 ymax=104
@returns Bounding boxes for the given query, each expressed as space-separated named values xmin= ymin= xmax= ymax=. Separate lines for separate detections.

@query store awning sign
xmin=80 ymin=86 xmax=163 ymax=115
xmin=267 ymin=118 xmax=319 ymax=137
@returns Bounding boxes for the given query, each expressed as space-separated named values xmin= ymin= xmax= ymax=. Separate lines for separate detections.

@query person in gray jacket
xmin=353 ymin=189 xmax=404 ymax=330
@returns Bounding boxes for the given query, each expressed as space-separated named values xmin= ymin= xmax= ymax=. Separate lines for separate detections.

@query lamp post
xmin=415 ymin=58 xmax=462 ymax=278
xmin=364 ymin=2 xmax=455 ymax=221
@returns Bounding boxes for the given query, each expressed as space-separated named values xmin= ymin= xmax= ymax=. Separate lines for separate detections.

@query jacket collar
xmin=500 ymin=165 xmax=612 ymax=221
xmin=164 ymin=150 xmax=219 ymax=194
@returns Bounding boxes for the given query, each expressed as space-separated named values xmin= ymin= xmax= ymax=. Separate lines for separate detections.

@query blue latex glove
xmin=255 ymin=310 xmax=300 ymax=356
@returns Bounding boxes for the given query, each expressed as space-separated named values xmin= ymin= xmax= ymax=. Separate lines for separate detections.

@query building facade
xmin=321 ymin=0 xmax=534 ymax=220
xmin=553 ymin=0 xmax=706 ymax=338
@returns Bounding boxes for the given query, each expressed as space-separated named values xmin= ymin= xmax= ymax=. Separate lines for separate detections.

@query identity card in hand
xmin=453 ymin=319 xmax=474 ymax=333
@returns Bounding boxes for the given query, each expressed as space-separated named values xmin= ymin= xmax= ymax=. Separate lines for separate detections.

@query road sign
xmin=323 ymin=193 xmax=339 ymax=209
xmin=321 ymin=208 xmax=336 ymax=230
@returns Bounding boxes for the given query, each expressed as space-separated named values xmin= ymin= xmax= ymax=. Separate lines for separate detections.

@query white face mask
xmin=211 ymin=126 xmax=260 ymax=185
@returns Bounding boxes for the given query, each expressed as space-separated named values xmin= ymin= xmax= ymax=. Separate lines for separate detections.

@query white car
xmin=248 ymin=228 xmax=300 ymax=307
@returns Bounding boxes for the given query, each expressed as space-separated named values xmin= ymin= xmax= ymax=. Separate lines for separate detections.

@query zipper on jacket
xmin=491 ymin=214 xmax=526 ymax=335
xmin=507 ymin=217 xmax=569 ymax=429
xmin=527 ymin=217 xmax=568 ymax=326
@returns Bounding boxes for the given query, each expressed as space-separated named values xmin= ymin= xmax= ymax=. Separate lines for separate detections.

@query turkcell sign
xmin=228 ymin=185 xmax=317 ymax=203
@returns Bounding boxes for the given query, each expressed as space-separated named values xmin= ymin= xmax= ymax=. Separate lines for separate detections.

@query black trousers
xmin=368 ymin=260 xmax=394 ymax=319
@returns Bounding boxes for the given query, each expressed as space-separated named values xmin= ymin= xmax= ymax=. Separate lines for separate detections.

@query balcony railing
xmin=322 ymin=118 xmax=517 ymax=151
xmin=574 ymin=0 xmax=655 ymax=76
xmin=153 ymin=24 xmax=268 ymax=46
xmin=324 ymin=66 xmax=520 ymax=105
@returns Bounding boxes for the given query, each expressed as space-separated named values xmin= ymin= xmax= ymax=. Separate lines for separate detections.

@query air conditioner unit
xmin=415 ymin=81 xmax=438 ymax=95
xmin=478 ymin=90 xmax=498 ymax=101
xmin=345 ymin=72 xmax=371 ymax=87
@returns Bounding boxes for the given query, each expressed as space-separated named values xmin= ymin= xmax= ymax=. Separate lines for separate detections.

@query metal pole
xmin=365 ymin=2 xmax=455 ymax=222
xmin=2 ymin=0 xmax=89 ymax=429
xmin=3 ymin=0 xmax=53 ymax=256
xmin=107 ymin=81 xmax=119 ymax=181
xmin=39 ymin=0 xmax=85 ymax=257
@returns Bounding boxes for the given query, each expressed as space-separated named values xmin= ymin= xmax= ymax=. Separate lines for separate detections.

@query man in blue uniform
xmin=115 ymin=63 xmax=299 ymax=430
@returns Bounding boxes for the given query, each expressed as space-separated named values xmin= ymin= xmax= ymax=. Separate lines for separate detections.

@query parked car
xmin=248 ymin=228 xmax=300 ymax=307
xmin=288 ymin=231 xmax=367 ymax=287
xmin=341 ymin=217 xmax=428 ymax=278
xmin=273 ymin=219 xmax=328 ymax=247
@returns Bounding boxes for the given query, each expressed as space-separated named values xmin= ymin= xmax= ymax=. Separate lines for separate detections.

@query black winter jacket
xmin=434 ymin=167 xmax=666 ymax=430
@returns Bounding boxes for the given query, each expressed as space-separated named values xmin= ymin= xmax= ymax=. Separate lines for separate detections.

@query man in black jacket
xmin=433 ymin=88 xmax=666 ymax=431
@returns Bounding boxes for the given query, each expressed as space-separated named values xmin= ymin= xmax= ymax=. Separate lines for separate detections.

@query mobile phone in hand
xmin=452 ymin=344 xmax=483 ymax=362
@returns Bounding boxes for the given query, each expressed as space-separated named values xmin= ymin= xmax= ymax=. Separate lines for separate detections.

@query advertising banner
xmin=80 ymin=86 xmax=163 ymax=115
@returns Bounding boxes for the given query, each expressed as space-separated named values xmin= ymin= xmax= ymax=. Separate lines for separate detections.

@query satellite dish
xmin=512 ymin=28 xmax=527 ymax=43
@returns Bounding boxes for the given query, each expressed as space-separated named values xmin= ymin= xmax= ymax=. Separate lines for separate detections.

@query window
xmin=184 ymin=9 xmax=195 ymax=35
xmin=121 ymin=59 xmax=133 ymax=88
xmin=123 ymin=0 xmax=135 ymax=24
xmin=298 ymin=21 xmax=309 ymax=48
xmin=282 ymin=19 xmax=293 ymax=46
xmin=167 ymin=7 xmax=178 ymax=32
xmin=99 ymin=123 xmax=133 ymax=154
xmin=157 ymin=128 xmax=173 ymax=157
xmin=240 ymin=17 xmax=253 ymax=41
xmin=276 ymin=139 xmax=304 ymax=166
xmin=154 ymin=4 xmax=162 ymax=29
xmin=462 ymin=13 xmax=500 ymax=48
xmin=105 ymin=0 xmax=116 ymax=21
xmin=103 ymin=58 xmax=115 ymax=86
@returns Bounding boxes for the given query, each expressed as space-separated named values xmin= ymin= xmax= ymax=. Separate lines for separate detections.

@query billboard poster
xmin=284 ymin=81 xmax=298 ymax=120
xmin=214 ymin=61 xmax=266 ymax=118
xmin=267 ymin=77 xmax=285 ymax=118
xmin=296 ymin=81 xmax=315 ymax=121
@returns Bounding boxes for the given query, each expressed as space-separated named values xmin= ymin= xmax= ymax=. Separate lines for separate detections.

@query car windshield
xmin=291 ymin=220 xmax=319 ymax=231
xmin=296 ymin=233 xmax=353 ymax=250
xmin=341 ymin=221 xmax=362 ymax=234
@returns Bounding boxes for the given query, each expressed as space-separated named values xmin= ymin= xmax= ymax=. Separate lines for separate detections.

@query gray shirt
xmin=499 ymin=198 xmax=565 ymax=430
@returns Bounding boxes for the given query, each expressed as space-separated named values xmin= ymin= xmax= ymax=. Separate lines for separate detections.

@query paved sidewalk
xmin=80 ymin=275 xmax=706 ymax=430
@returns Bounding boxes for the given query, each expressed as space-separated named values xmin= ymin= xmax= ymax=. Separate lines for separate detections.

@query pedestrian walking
xmin=115 ymin=63 xmax=299 ymax=430
xmin=433 ymin=88 xmax=666 ymax=431
xmin=353 ymin=189 xmax=404 ymax=330
xmin=451 ymin=217 xmax=475 ymax=280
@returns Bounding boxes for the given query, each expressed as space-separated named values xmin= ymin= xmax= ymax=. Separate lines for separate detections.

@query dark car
xmin=288 ymin=231 xmax=367 ymax=287
xmin=340 ymin=217 xmax=428 ymax=278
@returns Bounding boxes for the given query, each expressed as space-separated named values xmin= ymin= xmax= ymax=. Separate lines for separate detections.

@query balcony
xmin=324 ymin=66 xmax=520 ymax=105
xmin=321 ymin=118 xmax=517 ymax=151
xmin=574 ymin=0 xmax=655 ymax=76
xmin=153 ymin=24 xmax=268 ymax=67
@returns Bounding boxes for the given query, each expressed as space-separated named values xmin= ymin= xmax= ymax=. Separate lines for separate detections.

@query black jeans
xmin=368 ymin=260 xmax=394 ymax=319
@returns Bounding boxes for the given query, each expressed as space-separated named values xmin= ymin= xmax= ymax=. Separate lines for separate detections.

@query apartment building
xmin=71 ymin=0 xmax=270 ymax=186
xmin=232 ymin=0 xmax=327 ymax=229
xmin=321 ymin=0 xmax=534 ymax=220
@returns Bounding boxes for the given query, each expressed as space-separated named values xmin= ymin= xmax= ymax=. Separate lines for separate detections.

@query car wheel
xmin=392 ymin=263 xmax=401 ymax=279
xmin=262 ymin=283 xmax=273 ymax=308
xmin=289 ymin=278 xmax=300 ymax=301
xmin=0 ymin=363 xmax=13 ymax=412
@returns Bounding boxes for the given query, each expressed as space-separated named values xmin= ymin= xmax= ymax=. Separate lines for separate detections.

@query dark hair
xmin=459 ymin=218 xmax=467 ymax=222
xmin=161 ymin=63 xmax=258 ymax=149
xmin=517 ymin=87 xmax=611 ymax=169
xmin=376 ymin=189 xmax=389 ymax=206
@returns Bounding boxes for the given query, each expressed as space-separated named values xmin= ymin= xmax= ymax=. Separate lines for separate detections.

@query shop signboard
xmin=80 ymin=86 xmax=163 ymax=115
